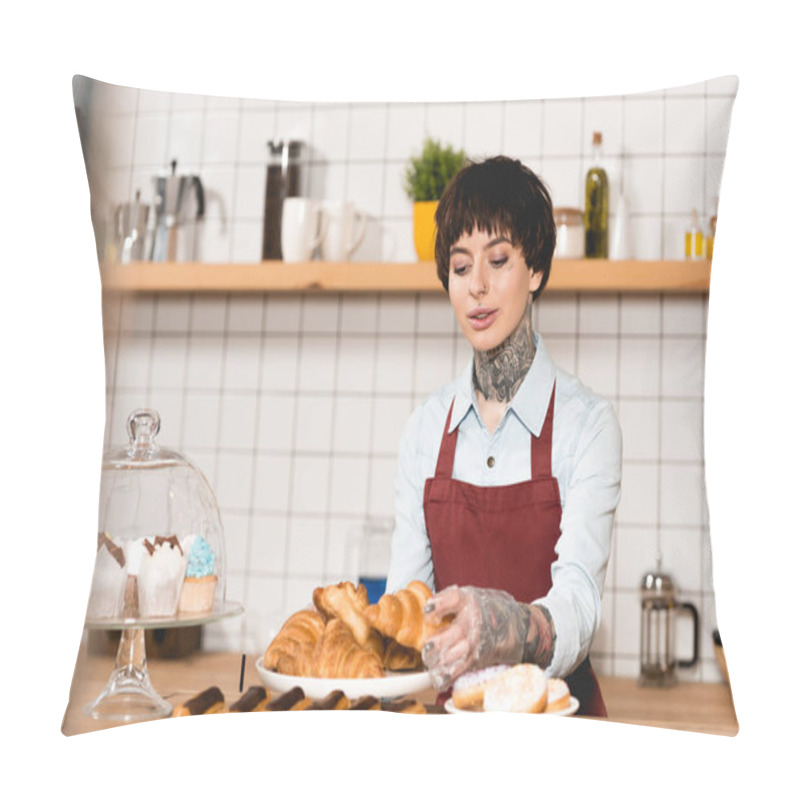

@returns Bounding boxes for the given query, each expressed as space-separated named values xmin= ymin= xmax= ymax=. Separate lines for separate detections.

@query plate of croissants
xmin=257 ymin=579 xmax=446 ymax=700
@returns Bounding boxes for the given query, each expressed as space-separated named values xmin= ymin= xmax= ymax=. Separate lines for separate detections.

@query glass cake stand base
xmin=84 ymin=601 xmax=243 ymax=722
xmin=84 ymin=627 xmax=172 ymax=721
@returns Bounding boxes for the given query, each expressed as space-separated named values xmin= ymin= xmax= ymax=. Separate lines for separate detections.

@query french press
xmin=261 ymin=140 xmax=303 ymax=260
xmin=639 ymin=566 xmax=699 ymax=686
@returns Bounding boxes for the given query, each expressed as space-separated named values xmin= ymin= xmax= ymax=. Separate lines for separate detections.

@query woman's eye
xmin=451 ymin=263 xmax=470 ymax=276
xmin=490 ymin=257 xmax=508 ymax=268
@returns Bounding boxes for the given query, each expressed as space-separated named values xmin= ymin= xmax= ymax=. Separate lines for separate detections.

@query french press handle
xmin=677 ymin=601 xmax=699 ymax=668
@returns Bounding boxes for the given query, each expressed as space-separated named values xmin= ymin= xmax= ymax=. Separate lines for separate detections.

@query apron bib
xmin=423 ymin=387 xmax=606 ymax=717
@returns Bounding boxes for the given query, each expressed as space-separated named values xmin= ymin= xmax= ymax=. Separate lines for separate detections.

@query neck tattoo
xmin=472 ymin=298 xmax=535 ymax=404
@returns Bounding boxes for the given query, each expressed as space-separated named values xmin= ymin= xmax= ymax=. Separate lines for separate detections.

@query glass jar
xmin=554 ymin=207 xmax=585 ymax=258
xmin=346 ymin=517 xmax=394 ymax=604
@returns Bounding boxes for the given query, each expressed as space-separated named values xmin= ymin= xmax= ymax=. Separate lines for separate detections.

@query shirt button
xmin=487 ymin=456 xmax=496 ymax=468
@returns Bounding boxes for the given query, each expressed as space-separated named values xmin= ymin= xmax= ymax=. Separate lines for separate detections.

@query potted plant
xmin=404 ymin=137 xmax=468 ymax=261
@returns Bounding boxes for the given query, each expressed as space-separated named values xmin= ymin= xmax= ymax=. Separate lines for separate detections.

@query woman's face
xmin=447 ymin=228 xmax=542 ymax=352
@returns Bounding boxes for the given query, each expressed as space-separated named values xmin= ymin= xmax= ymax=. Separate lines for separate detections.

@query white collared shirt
xmin=386 ymin=332 xmax=622 ymax=679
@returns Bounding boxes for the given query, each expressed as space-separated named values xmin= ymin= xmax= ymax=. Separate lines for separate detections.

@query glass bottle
xmin=706 ymin=214 xmax=717 ymax=261
xmin=685 ymin=208 xmax=705 ymax=260
xmin=584 ymin=132 xmax=609 ymax=259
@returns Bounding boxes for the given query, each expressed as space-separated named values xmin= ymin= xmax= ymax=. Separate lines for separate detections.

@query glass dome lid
xmin=86 ymin=408 xmax=226 ymax=624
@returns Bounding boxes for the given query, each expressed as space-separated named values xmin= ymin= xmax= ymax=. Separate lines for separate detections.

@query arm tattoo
xmin=522 ymin=604 xmax=556 ymax=667
xmin=476 ymin=590 xmax=532 ymax=663
xmin=472 ymin=296 xmax=535 ymax=404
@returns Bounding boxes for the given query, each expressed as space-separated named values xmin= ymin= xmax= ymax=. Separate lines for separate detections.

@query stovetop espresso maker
xmin=150 ymin=159 xmax=205 ymax=262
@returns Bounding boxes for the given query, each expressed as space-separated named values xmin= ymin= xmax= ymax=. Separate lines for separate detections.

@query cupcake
xmin=178 ymin=535 xmax=218 ymax=614
xmin=86 ymin=532 xmax=128 ymax=619
xmin=136 ymin=535 xmax=187 ymax=618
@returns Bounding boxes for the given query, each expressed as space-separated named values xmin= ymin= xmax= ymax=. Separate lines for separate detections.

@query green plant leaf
xmin=404 ymin=137 xmax=468 ymax=202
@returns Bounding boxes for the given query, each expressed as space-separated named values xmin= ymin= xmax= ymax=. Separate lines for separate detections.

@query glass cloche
xmin=83 ymin=409 xmax=241 ymax=722
xmin=86 ymin=408 xmax=227 ymax=626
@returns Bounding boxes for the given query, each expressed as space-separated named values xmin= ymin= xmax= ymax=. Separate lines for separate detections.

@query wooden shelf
xmin=100 ymin=258 xmax=711 ymax=295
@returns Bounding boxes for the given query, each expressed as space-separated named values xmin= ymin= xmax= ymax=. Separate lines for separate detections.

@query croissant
xmin=263 ymin=608 xmax=325 ymax=676
xmin=313 ymin=580 xmax=369 ymax=618
xmin=312 ymin=581 xmax=385 ymax=659
xmin=382 ymin=637 xmax=423 ymax=671
xmin=312 ymin=618 xmax=385 ymax=679
xmin=363 ymin=580 xmax=440 ymax=652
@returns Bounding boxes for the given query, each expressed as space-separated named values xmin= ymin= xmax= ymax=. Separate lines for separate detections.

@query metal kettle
xmin=150 ymin=159 xmax=205 ymax=262
xmin=639 ymin=567 xmax=699 ymax=687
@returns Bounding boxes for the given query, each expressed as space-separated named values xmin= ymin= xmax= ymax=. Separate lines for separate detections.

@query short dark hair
xmin=434 ymin=156 xmax=556 ymax=301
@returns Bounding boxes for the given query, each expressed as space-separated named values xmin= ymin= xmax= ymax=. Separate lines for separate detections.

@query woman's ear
xmin=528 ymin=268 xmax=543 ymax=294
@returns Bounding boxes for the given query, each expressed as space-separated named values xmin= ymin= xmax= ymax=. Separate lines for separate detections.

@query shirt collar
xmin=449 ymin=331 xmax=556 ymax=436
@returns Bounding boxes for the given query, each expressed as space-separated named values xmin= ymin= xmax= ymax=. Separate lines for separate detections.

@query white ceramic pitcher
xmin=281 ymin=197 xmax=327 ymax=262
xmin=321 ymin=200 xmax=367 ymax=261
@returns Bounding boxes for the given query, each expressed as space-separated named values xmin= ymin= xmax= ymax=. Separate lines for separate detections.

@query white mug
xmin=281 ymin=197 xmax=327 ymax=262
xmin=321 ymin=201 xmax=367 ymax=261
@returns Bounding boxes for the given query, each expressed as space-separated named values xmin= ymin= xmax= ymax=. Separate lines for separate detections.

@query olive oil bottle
xmin=584 ymin=131 xmax=609 ymax=258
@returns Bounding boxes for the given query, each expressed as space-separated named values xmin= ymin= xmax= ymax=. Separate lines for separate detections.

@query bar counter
xmin=62 ymin=647 xmax=738 ymax=737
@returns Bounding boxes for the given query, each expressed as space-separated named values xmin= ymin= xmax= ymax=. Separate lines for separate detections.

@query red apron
xmin=423 ymin=386 xmax=606 ymax=717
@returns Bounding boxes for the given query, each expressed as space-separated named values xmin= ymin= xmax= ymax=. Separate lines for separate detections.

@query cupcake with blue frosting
xmin=178 ymin=535 xmax=218 ymax=614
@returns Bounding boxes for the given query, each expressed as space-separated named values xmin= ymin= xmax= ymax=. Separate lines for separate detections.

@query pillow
xmin=64 ymin=74 xmax=738 ymax=736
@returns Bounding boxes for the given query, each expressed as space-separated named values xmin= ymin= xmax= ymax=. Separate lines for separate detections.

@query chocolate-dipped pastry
xmin=229 ymin=686 xmax=269 ymax=712
xmin=380 ymin=697 xmax=426 ymax=714
xmin=305 ymin=690 xmax=350 ymax=710
xmin=171 ymin=686 xmax=225 ymax=717
xmin=349 ymin=695 xmax=381 ymax=710
xmin=264 ymin=686 xmax=310 ymax=711
xmin=144 ymin=534 xmax=184 ymax=557
xmin=98 ymin=531 xmax=126 ymax=567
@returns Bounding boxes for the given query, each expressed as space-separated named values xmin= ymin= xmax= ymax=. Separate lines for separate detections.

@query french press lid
xmin=640 ymin=570 xmax=676 ymax=603
xmin=267 ymin=140 xmax=303 ymax=160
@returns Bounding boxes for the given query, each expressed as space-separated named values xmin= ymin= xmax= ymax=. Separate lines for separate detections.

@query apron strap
xmin=434 ymin=398 xmax=458 ymax=479
xmin=530 ymin=385 xmax=556 ymax=479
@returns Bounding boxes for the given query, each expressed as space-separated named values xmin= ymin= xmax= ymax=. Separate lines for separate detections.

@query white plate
xmin=444 ymin=696 xmax=580 ymax=716
xmin=254 ymin=657 xmax=432 ymax=700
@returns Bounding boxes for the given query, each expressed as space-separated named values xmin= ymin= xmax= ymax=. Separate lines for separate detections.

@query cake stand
xmin=83 ymin=601 xmax=243 ymax=722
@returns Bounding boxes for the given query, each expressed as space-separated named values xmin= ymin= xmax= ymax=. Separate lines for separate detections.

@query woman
xmin=385 ymin=156 xmax=622 ymax=716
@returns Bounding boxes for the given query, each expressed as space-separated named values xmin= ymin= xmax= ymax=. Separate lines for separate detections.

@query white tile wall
xmin=80 ymin=76 xmax=737 ymax=266
xmin=82 ymin=76 xmax=738 ymax=683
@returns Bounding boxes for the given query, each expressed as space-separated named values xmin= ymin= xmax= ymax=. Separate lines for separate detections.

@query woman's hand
xmin=421 ymin=585 xmax=556 ymax=691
